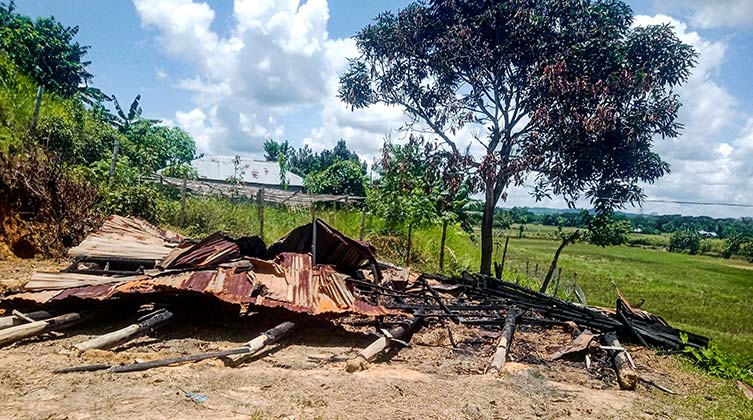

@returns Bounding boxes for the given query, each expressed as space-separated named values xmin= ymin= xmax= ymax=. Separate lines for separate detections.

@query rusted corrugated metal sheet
xmin=7 ymin=253 xmax=396 ymax=316
xmin=158 ymin=233 xmax=240 ymax=269
xmin=267 ymin=219 xmax=380 ymax=278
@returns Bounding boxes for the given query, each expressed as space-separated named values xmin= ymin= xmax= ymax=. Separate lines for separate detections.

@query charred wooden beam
xmin=346 ymin=318 xmax=416 ymax=373
xmin=0 ymin=311 xmax=51 ymax=330
xmin=0 ymin=313 xmax=81 ymax=347
xmin=110 ymin=321 xmax=295 ymax=373
xmin=74 ymin=309 xmax=174 ymax=352
xmin=486 ymin=310 xmax=518 ymax=375
xmin=602 ymin=332 xmax=638 ymax=390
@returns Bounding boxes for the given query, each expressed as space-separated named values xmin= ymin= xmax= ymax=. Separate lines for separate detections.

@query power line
xmin=643 ymin=199 xmax=753 ymax=209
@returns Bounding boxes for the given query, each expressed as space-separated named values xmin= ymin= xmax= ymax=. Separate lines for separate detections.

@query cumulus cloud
xmin=133 ymin=0 xmax=397 ymax=156
xmin=655 ymin=0 xmax=753 ymax=28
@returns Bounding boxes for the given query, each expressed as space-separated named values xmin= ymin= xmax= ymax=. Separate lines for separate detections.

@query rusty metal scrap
xmin=158 ymin=233 xmax=241 ymax=269
xmin=268 ymin=219 xmax=380 ymax=278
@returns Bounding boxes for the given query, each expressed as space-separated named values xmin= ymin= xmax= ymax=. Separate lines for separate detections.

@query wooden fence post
xmin=553 ymin=268 xmax=562 ymax=296
xmin=108 ymin=139 xmax=120 ymax=186
xmin=406 ymin=223 xmax=412 ymax=266
xmin=525 ymin=259 xmax=529 ymax=276
xmin=311 ymin=204 xmax=317 ymax=265
xmin=30 ymin=85 xmax=44 ymax=138
xmin=439 ymin=219 xmax=448 ymax=272
xmin=359 ymin=204 xmax=366 ymax=241
xmin=180 ymin=171 xmax=187 ymax=224
xmin=257 ymin=188 xmax=265 ymax=240
xmin=500 ymin=236 xmax=509 ymax=274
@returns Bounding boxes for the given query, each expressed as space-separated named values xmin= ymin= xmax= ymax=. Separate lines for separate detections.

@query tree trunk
xmin=480 ymin=187 xmax=496 ymax=275
xmin=540 ymin=231 xmax=579 ymax=294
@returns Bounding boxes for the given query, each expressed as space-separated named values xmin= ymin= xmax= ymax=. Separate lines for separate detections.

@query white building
xmin=191 ymin=156 xmax=305 ymax=192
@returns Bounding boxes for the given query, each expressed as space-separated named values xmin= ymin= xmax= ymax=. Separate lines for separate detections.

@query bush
xmin=669 ymin=229 xmax=701 ymax=254
xmin=305 ymin=160 xmax=366 ymax=196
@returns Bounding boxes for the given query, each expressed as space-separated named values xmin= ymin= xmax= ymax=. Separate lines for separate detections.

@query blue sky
xmin=15 ymin=0 xmax=753 ymax=218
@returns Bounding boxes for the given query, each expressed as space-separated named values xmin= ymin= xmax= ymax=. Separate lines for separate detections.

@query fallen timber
xmin=74 ymin=309 xmax=174 ymax=352
xmin=0 ymin=313 xmax=81 ymax=347
xmin=0 ymin=310 xmax=51 ymax=330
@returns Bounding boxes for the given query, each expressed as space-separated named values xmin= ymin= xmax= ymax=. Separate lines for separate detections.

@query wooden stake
xmin=500 ymin=236 xmax=509 ymax=275
xmin=30 ymin=85 xmax=44 ymax=137
xmin=359 ymin=205 xmax=366 ymax=241
xmin=110 ymin=321 xmax=295 ymax=373
xmin=439 ymin=219 xmax=448 ymax=272
xmin=74 ymin=309 xmax=173 ymax=352
xmin=487 ymin=310 xmax=518 ymax=374
xmin=602 ymin=332 xmax=638 ymax=390
xmin=180 ymin=171 xmax=187 ymax=224
xmin=0 ymin=313 xmax=81 ymax=347
xmin=257 ymin=187 xmax=265 ymax=240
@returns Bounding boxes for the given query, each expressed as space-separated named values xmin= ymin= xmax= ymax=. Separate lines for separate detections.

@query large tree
xmin=0 ymin=1 xmax=93 ymax=97
xmin=339 ymin=0 xmax=696 ymax=274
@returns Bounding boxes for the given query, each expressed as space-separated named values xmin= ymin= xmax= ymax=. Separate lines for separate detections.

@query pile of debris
xmin=0 ymin=215 xmax=709 ymax=392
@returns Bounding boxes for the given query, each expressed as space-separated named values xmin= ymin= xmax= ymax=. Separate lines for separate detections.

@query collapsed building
xmin=0 ymin=215 xmax=708 ymax=390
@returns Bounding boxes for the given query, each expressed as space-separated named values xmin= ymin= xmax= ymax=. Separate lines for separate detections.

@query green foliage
xmin=369 ymin=136 xmax=477 ymax=233
xmin=670 ymin=229 xmax=702 ymax=254
xmin=681 ymin=334 xmax=753 ymax=385
xmin=264 ymin=138 xmax=366 ymax=177
xmin=0 ymin=1 xmax=92 ymax=97
xmin=305 ymin=160 xmax=365 ymax=196
xmin=583 ymin=212 xmax=631 ymax=246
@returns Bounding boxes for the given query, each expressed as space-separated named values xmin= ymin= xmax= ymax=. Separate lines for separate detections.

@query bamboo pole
xmin=257 ymin=187 xmax=265 ymax=240
xmin=311 ymin=206 xmax=317 ymax=265
xmin=359 ymin=205 xmax=366 ymax=241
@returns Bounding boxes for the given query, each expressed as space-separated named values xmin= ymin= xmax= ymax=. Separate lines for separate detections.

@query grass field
xmin=164 ymin=199 xmax=753 ymax=361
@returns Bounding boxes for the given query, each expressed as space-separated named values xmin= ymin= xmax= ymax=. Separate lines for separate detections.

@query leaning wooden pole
xmin=346 ymin=318 xmax=416 ymax=372
xmin=0 ymin=313 xmax=81 ymax=347
xmin=74 ymin=310 xmax=174 ymax=352
xmin=110 ymin=321 xmax=295 ymax=373
xmin=487 ymin=310 xmax=518 ymax=375
xmin=602 ymin=331 xmax=638 ymax=390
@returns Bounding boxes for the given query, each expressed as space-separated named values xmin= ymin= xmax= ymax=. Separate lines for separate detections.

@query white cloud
xmin=133 ymin=0 xmax=395 ymax=156
xmin=655 ymin=0 xmax=753 ymax=28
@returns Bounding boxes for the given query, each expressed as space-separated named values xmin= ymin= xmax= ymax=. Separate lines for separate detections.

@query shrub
xmin=669 ymin=229 xmax=701 ymax=254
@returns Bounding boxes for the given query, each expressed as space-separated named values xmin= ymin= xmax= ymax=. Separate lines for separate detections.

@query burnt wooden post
xmin=0 ymin=313 xmax=81 ymax=347
xmin=257 ymin=187 xmax=265 ymax=240
xmin=487 ymin=310 xmax=518 ymax=374
xmin=602 ymin=332 xmax=638 ymax=390
xmin=553 ymin=268 xmax=562 ymax=296
xmin=525 ymin=259 xmax=529 ymax=276
xmin=534 ymin=262 xmax=539 ymax=278
xmin=439 ymin=219 xmax=448 ymax=272
xmin=74 ymin=310 xmax=173 ymax=352
xmin=359 ymin=204 xmax=366 ymax=241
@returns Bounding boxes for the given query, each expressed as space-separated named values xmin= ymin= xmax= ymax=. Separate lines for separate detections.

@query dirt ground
xmin=0 ymin=259 xmax=744 ymax=420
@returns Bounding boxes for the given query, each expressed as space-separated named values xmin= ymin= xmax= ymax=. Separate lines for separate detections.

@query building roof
xmin=192 ymin=156 xmax=304 ymax=188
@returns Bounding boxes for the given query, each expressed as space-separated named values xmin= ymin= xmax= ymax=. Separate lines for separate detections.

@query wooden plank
xmin=0 ymin=313 xmax=81 ymax=347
